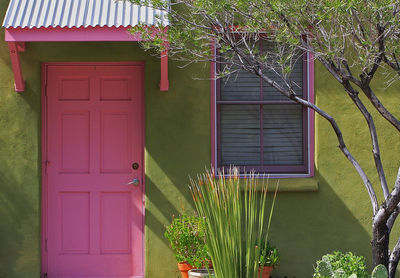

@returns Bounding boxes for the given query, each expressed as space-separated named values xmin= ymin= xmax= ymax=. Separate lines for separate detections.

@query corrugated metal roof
xmin=2 ymin=0 xmax=169 ymax=29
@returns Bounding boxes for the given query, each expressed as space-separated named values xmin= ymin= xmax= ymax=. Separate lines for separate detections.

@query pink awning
xmin=2 ymin=0 xmax=170 ymax=92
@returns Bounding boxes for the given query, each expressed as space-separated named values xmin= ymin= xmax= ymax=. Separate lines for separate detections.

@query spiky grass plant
xmin=190 ymin=167 xmax=278 ymax=278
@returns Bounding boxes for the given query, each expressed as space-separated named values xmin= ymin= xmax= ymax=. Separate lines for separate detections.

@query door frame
xmin=41 ymin=62 xmax=146 ymax=277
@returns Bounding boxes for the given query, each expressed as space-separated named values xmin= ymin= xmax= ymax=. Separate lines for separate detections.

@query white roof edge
xmin=2 ymin=0 xmax=169 ymax=29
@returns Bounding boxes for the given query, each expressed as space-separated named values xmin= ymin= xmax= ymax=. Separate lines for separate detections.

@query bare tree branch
xmin=251 ymin=65 xmax=380 ymax=213
xmin=389 ymin=236 xmax=400 ymax=278
xmin=361 ymin=85 xmax=400 ymax=132
xmin=339 ymin=81 xmax=390 ymax=199
xmin=387 ymin=204 xmax=400 ymax=232
xmin=386 ymin=167 xmax=400 ymax=214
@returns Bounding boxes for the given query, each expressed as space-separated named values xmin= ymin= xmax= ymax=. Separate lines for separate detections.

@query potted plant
xmin=190 ymin=167 xmax=279 ymax=278
xmin=164 ymin=214 xmax=210 ymax=278
xmin=258 ymin=241 xmax=280 ymax=278
xmin=314 ymin=256 xmax=388 ymax=278
xmin=313 ymin=251 xmax=368 ymax=278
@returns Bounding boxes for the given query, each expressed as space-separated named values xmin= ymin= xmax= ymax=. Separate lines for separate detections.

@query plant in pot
xmin=258 ymin=241 xmax=280 ymax=278
xmin=190 ymin=167 xmax=278 ymax=278
xmin=164 ymin=214 xmax=210 ymax=278
xmin=313 ymin=251 xmax=368 ymax=278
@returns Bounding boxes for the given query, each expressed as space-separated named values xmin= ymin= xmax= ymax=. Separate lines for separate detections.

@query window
xmin=211 ymin=40 xmax=314 ymax=176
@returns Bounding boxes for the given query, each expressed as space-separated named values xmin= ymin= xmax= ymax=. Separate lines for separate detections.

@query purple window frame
xmin=210 ymin=41 xmax=315 ymax=177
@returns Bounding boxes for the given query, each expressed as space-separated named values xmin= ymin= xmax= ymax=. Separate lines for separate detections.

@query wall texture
xmin=0 ymin=0 xmax=399 ymax=277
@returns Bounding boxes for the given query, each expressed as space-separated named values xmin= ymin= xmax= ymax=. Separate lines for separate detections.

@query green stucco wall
xmin=270 ymin=62 xmax=400 ymax=277
xmin=0 ymin=1 xmax=399 ymax=278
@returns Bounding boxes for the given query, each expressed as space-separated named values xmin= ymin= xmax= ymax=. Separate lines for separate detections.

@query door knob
xmin=127 ymin=178 xmax=140 ymax=186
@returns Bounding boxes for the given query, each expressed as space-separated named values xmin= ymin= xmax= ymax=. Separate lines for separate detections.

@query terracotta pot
xmin=178 ymin=262 xmax=194 ymax=278
xmin=257 ymin=266 xmax=273 ymax=278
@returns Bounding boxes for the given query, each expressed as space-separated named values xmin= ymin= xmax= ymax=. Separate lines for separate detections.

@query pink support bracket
xmin=160 ymin=49 xmax=169 ymax=91
xmin=5 ymin=26 xmax=170 ymax=92
xmin=8 ymin=42 xmax=25 ymax=92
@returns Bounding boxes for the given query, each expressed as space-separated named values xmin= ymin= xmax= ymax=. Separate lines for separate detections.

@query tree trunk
xmin=372 ymin=217 xmax=390 ymax=271
xmin=389 ymin=260 xmax=399 ymax=278
xmin=389 ymin=237 xmax=400 ymax=278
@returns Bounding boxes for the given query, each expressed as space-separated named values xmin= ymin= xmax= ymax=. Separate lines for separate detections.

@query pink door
xmin=44 ymin=63 xmax=144 ymax=278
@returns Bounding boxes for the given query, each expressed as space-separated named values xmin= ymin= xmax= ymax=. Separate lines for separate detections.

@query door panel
xmin=45 ymin=64 xmax=144 ymax=278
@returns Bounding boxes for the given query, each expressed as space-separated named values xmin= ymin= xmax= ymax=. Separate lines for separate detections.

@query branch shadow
xmin=268 ymin=172 xmax=373 ymax=277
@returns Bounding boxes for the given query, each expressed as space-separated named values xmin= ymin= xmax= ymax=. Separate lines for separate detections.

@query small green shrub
xmin=164 ymin=214 xmax=210 ymax=268
xmin=313 ymin=251 xmax=368 ymax=278
xmin=259 ymin=241 xmax=280 ymax=267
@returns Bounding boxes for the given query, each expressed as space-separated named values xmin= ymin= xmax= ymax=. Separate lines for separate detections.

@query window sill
xmin=271 ymin=177 xmax=318 ymax=192
xmin=245 ymin=177 xmax=319 ymax=192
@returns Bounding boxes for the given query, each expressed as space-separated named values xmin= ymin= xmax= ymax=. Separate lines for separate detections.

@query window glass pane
xmin=220 ymin=105 xmax=260 ymax=166
xmin=262 ymin=66 xmax=303 ymax=100
xmin=263 ymin=104 xmax=304 ymax=165
xmin=220 ymin=69 xmax=261 ymax=101
xmin=262 ymin=41 xmax=304 ymax=100
xmin=219 ymin=40 xmax=262 ymax=101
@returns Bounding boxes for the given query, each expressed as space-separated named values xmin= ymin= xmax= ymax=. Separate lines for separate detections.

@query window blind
xmin=218 ymin=42 xmax=305 ymax=171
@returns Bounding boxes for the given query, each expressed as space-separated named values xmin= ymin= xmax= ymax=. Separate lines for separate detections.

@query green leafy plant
xmin=314 ymin=259 xmax=387 ymax=278
xmin=190 ymin=167 xmax=278 ymax=278
xmin=313 ymin=251 xmax=368 ymax=278
xmin=259 ymin=241 xmax=280 ymax=267
xmin=164 ymin=214 xmax=210 ymax=268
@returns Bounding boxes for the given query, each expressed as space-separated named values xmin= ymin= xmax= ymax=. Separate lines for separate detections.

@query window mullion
xmin=259 ymin=40 xmax=264 ymax=167
xmin=260 ymin=104 xmax=264 ymax=166
xmin=259 ymin=39 xmax=264 ymax=166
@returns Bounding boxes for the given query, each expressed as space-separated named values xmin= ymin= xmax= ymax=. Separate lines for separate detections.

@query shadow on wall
xmin=0 ymin=138 xmax=39 ymax=278
xmin=143 ymin=164 xmax=374 ymax=277
xmin=143 ymin=59 xmax=211 ymax=277
xmin=269 ymin=172 xmax=372 ymax=277
xmin=0 ymin=30 xmax=42 ymax=277
xmin=143 ymin=59 xmax=211 ymax=235
xmin=143 ymin=145 xmax=206 ymax=277
xmin=144 ymin=175 xmax=180 ymax=240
